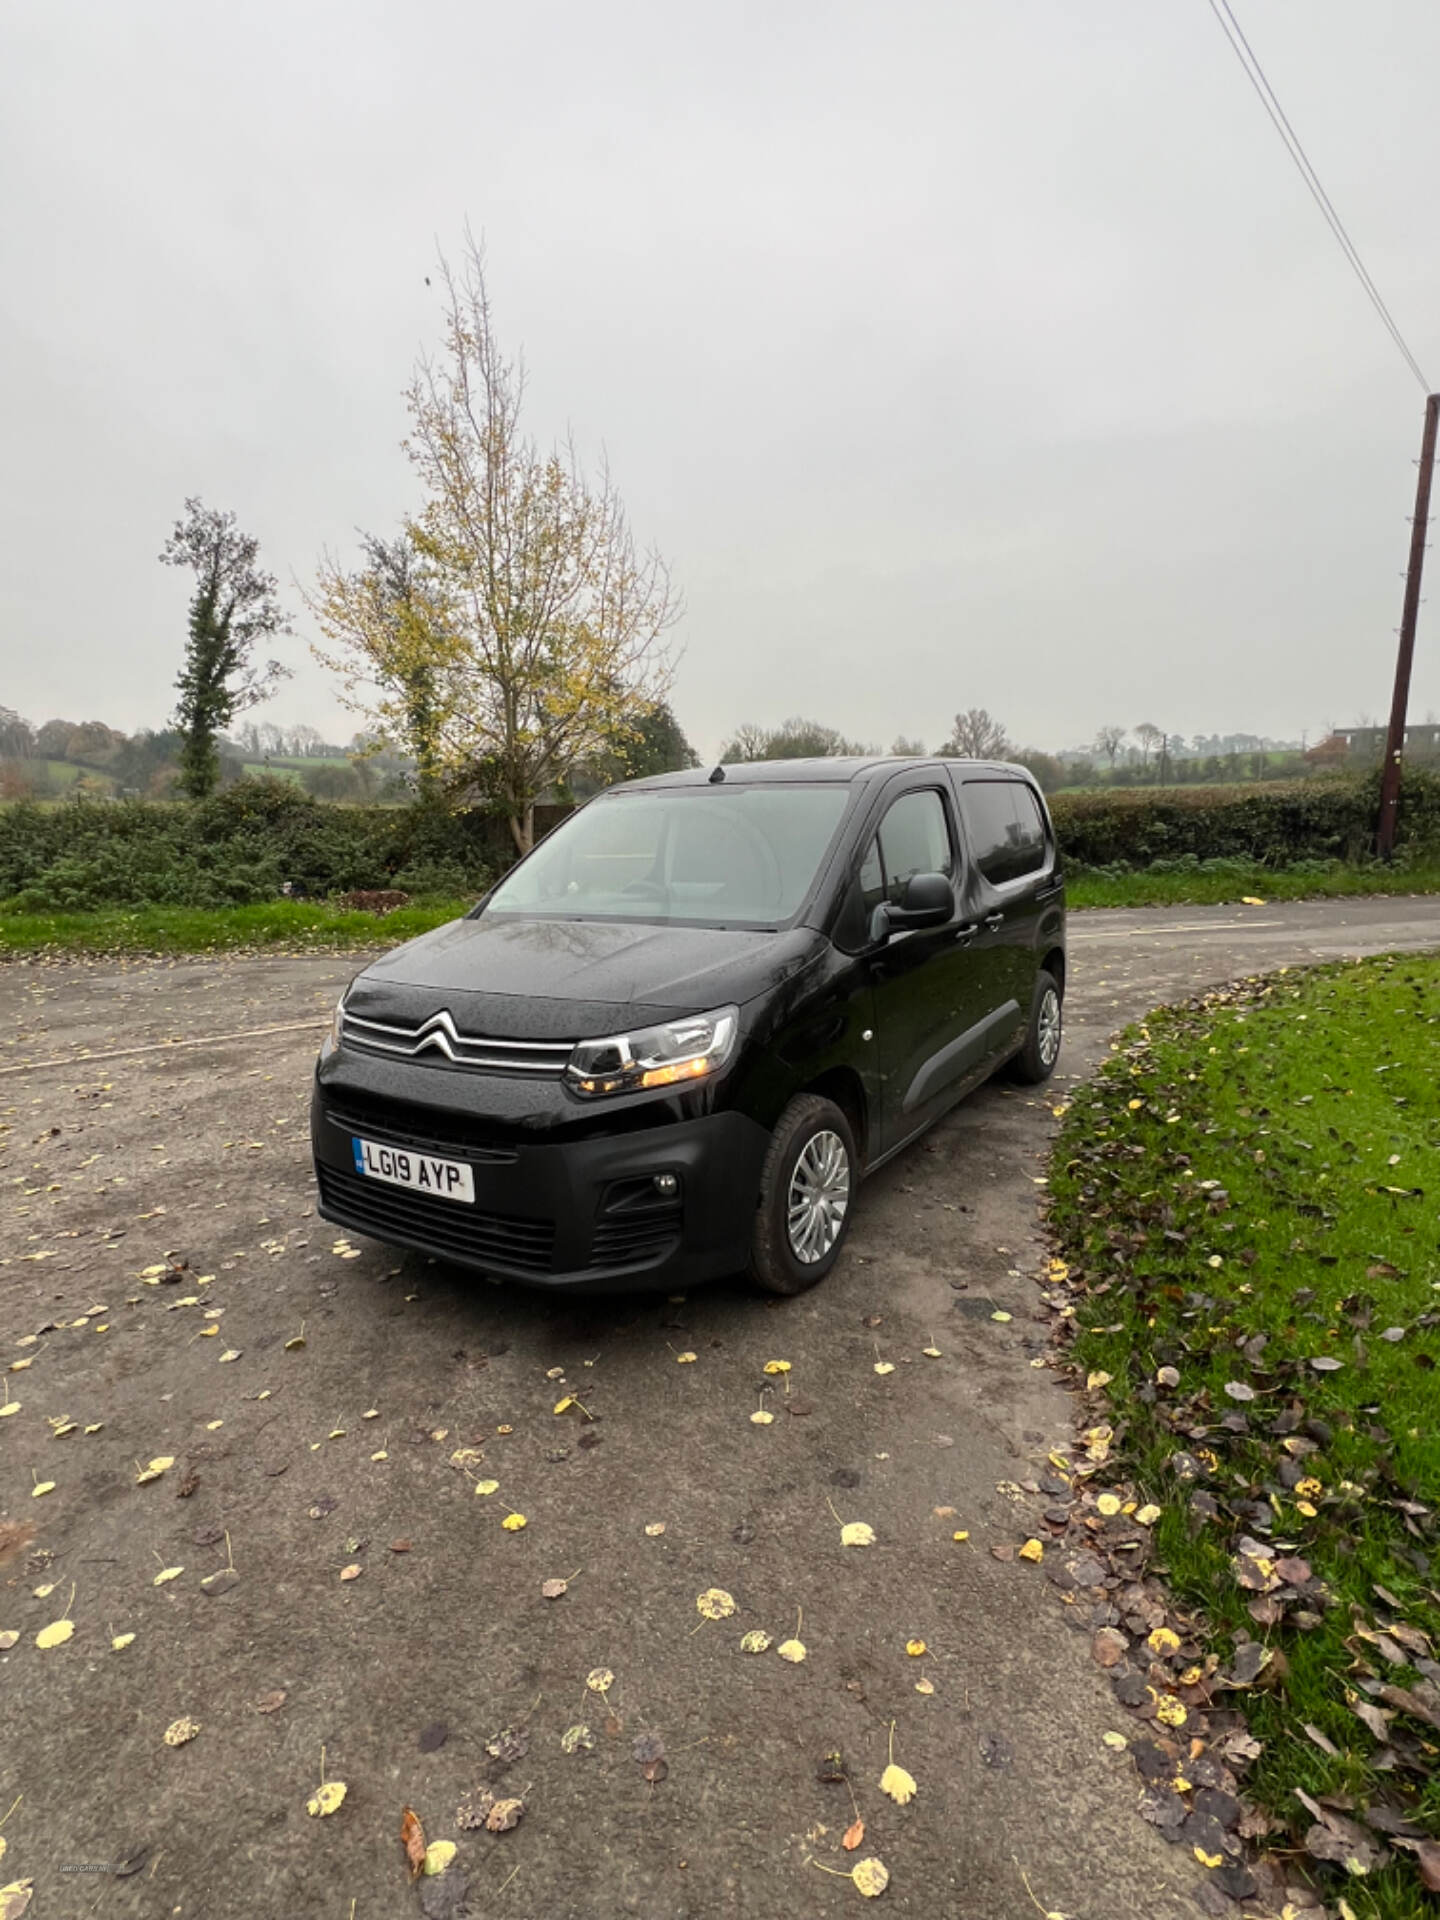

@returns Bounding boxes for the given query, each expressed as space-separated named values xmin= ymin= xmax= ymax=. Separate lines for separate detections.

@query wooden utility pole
xmin=1376 ymin=392 xmax=1440 ymax=858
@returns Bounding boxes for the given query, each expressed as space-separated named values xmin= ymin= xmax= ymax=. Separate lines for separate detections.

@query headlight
xmin=566 ymin=1006 xmax=739 ymax=1098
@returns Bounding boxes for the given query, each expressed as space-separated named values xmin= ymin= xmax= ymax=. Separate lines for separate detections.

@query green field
xmin=1048 ymin=955 xmax=1440 ymax=1918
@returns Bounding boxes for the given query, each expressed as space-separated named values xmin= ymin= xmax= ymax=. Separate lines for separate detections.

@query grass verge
xmin=0 ymin=897 xmax=471 ymax=956
xmin=1066 ymin=858 xmax=1440 ymax=911
xmin=1048 ymin=954 xmax=1440 ymax=1918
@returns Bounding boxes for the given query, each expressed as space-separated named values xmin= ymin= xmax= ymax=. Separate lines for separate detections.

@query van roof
xmin=613 ymin=755 xmax=1027 ymax=791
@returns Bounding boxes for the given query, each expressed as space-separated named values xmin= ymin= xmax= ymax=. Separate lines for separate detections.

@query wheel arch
xmin=1041 ymin=946 xmax=1066 ymax=997
xmin=801 ymin=1065 xmax=870 ymax=1169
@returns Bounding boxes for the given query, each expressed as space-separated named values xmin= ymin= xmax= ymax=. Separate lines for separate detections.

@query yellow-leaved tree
xmin=310 ymin=240 xmax=679 ymax=851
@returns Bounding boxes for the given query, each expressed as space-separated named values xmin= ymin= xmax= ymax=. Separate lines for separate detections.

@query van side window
xmin=960 ymin=780 xmax=1047 ymax=885
xmin=1008 ymin=783 xmax=1048 ymax=877
xmin=877 ymin=789 xmax=955 ymax=904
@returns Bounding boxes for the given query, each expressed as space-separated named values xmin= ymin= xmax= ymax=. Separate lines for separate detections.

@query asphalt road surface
xmin=2 ymin=895 xmax=1437 ymax=1920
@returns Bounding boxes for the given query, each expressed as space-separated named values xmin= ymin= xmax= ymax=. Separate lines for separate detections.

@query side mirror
xmin=868 ymin=871 xmax=954 ymax=943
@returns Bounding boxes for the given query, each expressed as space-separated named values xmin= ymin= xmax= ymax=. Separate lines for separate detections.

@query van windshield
xmin=485 ymin=785 xmax=852 ymax=928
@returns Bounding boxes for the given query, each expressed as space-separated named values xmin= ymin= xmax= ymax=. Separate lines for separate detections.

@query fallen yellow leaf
xmin=696 ymin=1587 xmax=736 ymax=1621
xmin=777 ymin=1637 xmax=807 ymax=1663
xmin=880 ymin=1762 xmax=917 ymax=1806
xmin=675 ymin=1351 xmax=697 ymax=1364
xmin=905 ymin=1639 xmax=927 ymax=1657
xmin=35 ymin=1617 xmax=74 ymax=1649
xmin=501 ymin=1513 xmax=527 ymax=1531
xmin=423 ymin=1840 xmax=457 ymax=1875
xmin=740 ymin=1630 xmax=771 ymax=1653
xmin=852 ymin=1858 xmax=890 ymax=1897
xmin=307 ymin=1780 xmax=347 ymax=1817
xmin=750 ymin=1410 xmax=774 ymax=1425
xmin=112 ymin=1632 xmax=135 ymax=1651
xmin=163 ymin=1715 xmax=200 ymax=1746
xmin=840 ymin=1522 xmax=876 ymax=1548
xmin=474 ymin=1479 xmax=500 ymax=1496
xmin=153 ymin=1567 xmax=184 ymax=1586
xmin=763 ymin=1359 xmax=791 ymax=1375
xmin=1018 ymin=1539 xmax=1044 ymax=1563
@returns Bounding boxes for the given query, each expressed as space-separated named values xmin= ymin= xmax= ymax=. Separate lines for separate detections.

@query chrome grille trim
xmin=342 ymin=1007 xmax=573 ymax=1075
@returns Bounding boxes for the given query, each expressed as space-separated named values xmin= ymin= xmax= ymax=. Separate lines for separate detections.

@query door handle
xmin=983 ymin=912 xmax=1004 ymax=931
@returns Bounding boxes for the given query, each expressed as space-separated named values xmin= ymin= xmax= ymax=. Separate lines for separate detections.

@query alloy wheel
xmin=786 ymin=1128 xmax=851 ymax=1263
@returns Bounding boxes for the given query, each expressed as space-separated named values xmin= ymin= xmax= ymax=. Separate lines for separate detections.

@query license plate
xmin=352 ymin=1136 xmax=475 ymax=1204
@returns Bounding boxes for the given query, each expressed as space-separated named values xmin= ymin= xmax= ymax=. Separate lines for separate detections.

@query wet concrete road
xmin=1 ymin=895 xmax=1436 ymax=1920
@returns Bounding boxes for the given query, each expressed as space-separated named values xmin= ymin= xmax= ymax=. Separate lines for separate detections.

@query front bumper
xmin=310 ymin=1067 xmax=770 ymax=1292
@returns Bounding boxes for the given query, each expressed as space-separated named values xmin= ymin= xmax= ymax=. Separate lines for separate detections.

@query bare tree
xmin=1094 ymin=724 xmax=1127 ymax=768
xmin=942 ymin=708 xmax=1010 ymax=759
xmin=890 ymin=735 xmax=927 ymax=757
xmin=1134 ymin=722 xmax=1164 ymax=775
xmin=0 ymin=708 xmax=35 ymax=759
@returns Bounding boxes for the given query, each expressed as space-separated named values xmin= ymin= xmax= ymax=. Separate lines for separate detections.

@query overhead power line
xmin=1205 ymin=0 xmax=1431 ymax=392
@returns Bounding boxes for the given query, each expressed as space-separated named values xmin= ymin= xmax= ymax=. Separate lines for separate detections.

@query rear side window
xmin=960 ymin=781 xmax=1048 ymax=885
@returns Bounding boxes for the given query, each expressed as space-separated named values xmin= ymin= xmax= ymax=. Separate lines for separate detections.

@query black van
xmin=311 ymin=757 xmax=1065 ymax=1295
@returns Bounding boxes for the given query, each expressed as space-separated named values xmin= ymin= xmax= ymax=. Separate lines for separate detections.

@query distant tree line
xmin=716 ymin=708 xmax=1067 ymax=792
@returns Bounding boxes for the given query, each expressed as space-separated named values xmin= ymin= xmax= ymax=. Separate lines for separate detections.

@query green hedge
xmin=0 ymin=782 xmax=527 ymax=912
xmin=1049 ymin=771 xmax=1440 ymax=869
xmin=3 ymin=771 xmax=1436 ymax=914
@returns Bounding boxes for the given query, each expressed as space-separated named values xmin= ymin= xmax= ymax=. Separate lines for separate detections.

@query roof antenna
xmin=708 ymin=764 xmax=726 ymax=783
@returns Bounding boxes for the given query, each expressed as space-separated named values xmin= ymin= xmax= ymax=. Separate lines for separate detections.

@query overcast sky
xmin=3 ymin=0 xmax=1439 ymax=760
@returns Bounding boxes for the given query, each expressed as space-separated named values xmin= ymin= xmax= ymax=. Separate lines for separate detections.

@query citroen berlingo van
xmin=311 ymin=756 xmax=1065 ymax=1294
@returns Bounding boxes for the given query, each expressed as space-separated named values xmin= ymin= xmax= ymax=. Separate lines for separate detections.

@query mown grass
xmin=1066 ymin=857 xmax=1440 ymax=910
xmin=0 ymin=897 xmax=471 ymax=956
xmin=1049 ymin=955 xmax=1440 ymax=1918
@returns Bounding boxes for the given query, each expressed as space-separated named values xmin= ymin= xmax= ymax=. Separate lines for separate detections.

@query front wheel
xmin=1010 ymin=969 xmax=1063 ymax=1084
xmin=748 ymin=1093 xmax=857 ymax=1295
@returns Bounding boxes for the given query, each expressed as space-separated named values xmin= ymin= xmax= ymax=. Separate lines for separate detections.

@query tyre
xmin=1010 ymin=968 xmax=1063 ymax=1084
xmin=748 ymin=1093 xmax=857 ymax=1295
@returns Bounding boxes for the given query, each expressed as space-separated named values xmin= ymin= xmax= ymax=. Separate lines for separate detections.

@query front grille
xmin=317 ymin=1164 xmax=555 ymax=1273
xmin=590 ymin=1216 xmax=682 ymax=1269
xmin=342 ymin=1007 xmax=572 ymax=1076
xmin=325 ymin=1098 xmax=519 ymax=1165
